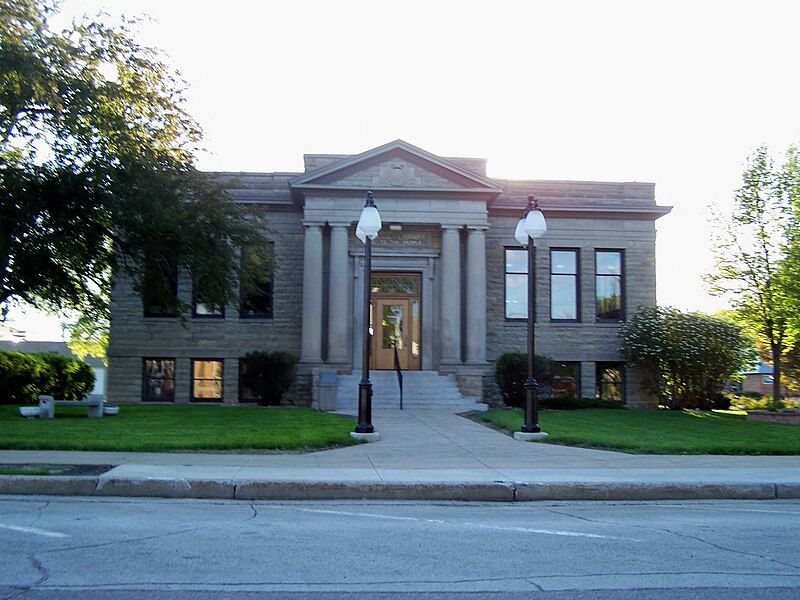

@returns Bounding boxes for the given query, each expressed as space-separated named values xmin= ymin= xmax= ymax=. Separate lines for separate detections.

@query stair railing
xmin=393 ymin=341 xmax=403 ymax=410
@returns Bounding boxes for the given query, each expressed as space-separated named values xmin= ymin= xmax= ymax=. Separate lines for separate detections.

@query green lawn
xmin=0 ymin=405 xmax=358 ymax=452
xmin=0 ymin=465 xmax=58 ymax=476
xmin=473 ymin=408 xmax=800 ymax=455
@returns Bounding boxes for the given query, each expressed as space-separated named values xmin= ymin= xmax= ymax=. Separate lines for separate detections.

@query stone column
xmin=300 ymin=222 xmax=323 ymax=363
xmin=327 ymin=223 xmax=350 ymax=365
xmin=465 ymin=227 xmax=487 ymax=365
xmin=440 ymin=226 xmax=462 ymax=366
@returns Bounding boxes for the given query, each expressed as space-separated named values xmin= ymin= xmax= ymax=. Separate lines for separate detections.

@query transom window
xmin=504 ymin=248 xmax=529 ymax=320
xmin=371 ymin=274 xmax=420 ymax=296
xmin=596 ymin=250 xmax=624 ymax=322
xmin=142 ymin=358 xmax=176 ymax=402
xmin=191 ymin=359 xmax=224 ymax=402
xmin=550 ymin=249 xmax=579 ymax=321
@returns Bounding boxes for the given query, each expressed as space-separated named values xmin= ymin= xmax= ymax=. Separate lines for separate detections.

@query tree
xmin=707 ymin=145 xmax=800 ymax=409
xmin=620 ymin=306 xmax=753 ymax=410
xmin=0 ymin=0 xmax=272 ymax=322
xmin=64 ymin=314 xmax=108 ymax=365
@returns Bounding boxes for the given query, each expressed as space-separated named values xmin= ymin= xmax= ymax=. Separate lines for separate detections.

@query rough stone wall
xmin=485 ymin=213 xmax=658 ymax=407
xmin=107 ymin=210 xmax=305 ymax=404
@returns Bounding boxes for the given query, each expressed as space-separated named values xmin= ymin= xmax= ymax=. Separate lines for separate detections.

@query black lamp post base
xmin=513 ymin=430 xmax=549 ymax=442
xmin=521 ymin=377 xmax=541 ymax=434
xmin=355 ymin=379 xmax=375 ymax=435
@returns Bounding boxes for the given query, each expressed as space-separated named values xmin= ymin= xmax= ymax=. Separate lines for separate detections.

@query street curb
xmin=0 ymin=476 xmax=798 ymax=502
xmin=234 ymin=481 xmax=516 ymax=501
xmin=515 ymin=482 xmax=777 ymax=501
xmin=0 ymin=476 xmax=98 ymax=497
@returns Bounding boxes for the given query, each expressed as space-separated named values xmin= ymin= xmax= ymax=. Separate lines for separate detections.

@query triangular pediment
xmin=291 ymin=140 xmax=501 ymax=193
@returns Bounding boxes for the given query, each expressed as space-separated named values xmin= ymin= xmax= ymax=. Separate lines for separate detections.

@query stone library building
xmin=108 ymin=140 xmax=671 ymax=410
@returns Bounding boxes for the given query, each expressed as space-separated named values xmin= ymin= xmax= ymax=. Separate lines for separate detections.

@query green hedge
xmin=0 ymin=350 xmax=95 ymax=405
xmin=494 ymin=352 xmax=553 ymax=408
xmin=240 ymin=351 xmax=298 ymax=406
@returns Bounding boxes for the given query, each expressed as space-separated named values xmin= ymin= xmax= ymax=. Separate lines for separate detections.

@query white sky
xmin=6 ymin=0 xmax=800 ymax=340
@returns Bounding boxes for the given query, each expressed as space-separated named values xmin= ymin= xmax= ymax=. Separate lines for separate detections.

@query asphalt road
xmin=1 ymin=496 xmax=798 ymax=599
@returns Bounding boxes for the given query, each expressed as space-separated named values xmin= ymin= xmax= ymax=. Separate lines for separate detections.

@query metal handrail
xmin=393 ymin=341 xmax=404 ymax=410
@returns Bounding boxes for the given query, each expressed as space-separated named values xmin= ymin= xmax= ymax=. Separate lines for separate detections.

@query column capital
xmin=302 ymin=220 xmax=325 ymax=228
xmin=441 ymin=224 xmax=463 ymax=232
xmin=466 ymin=225 xmax=489 ymax=232
xmin=327 ymin=221 xmax=351 ymax=229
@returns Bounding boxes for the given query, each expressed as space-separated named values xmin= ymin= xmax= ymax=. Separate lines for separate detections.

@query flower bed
xmin=746 ymin=409 xmax=800 ymax=425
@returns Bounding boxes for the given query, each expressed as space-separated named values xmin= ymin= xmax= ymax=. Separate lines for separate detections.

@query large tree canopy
xmin=707 ymin=144 xmax=800 ymax=407
xmin=0 ymin=0 xmax=271 ymax=321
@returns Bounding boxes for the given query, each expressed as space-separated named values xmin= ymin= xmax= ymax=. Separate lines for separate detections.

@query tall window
xmin=191 ymin=359 xmax=224 ymax=402
xmin=504 ymin=248 xmax=529 ymax=320
xmin=240 ymin=243 xmax=274 ymax=319
xmin=192 ymin=281 xmax=225 ymax=318
xmin=551 ymin=362 xmax=581 ymax=398
xmin=596 ymin=363 xmax=625 ymax=402
xmin=143 ymin=261 xmax=179 ymax=317
xmin=142 ymin=358 xmax=176 ymax=402
xmin=550 ymin=249 xmax=579 ymax=321
xmin=596 ymin=250 xmax=624 ymax=321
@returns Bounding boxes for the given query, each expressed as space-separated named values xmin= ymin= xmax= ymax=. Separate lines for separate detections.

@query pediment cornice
xmin=291 ymin=140 xmax=502 ymax=194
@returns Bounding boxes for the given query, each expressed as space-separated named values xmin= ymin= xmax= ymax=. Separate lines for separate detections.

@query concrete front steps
xmin=334 ymin=370 xmax=486 ymax=413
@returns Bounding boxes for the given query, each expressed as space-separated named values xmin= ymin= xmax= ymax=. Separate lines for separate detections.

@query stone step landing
xmin=334 ymin=370 xmax=486 ymax=413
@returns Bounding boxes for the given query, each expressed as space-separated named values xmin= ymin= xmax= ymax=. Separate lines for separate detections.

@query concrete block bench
xmin=38 ymin=394 xmax=104 ymax=419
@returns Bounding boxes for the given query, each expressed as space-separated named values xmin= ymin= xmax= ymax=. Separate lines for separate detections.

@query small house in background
xmin=0 ymin=341 xmax=106 ymax=397
xmin=730 ymin=361 xmax=799 ymax=398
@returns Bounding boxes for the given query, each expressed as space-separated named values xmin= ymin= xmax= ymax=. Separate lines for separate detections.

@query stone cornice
xmin=299 ymin=185 xmax=498 ymax=198
xmin=489 ymin=204 xmax=673 ymax=221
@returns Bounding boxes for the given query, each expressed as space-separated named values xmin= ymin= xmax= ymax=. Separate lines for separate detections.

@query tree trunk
xmin=772 ymin=345 xmax=783 ymax=409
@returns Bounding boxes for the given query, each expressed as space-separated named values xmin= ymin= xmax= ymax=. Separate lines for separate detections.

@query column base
xmin=513 ymin=431 xmax=549 ymax=442
xmin=350 ymin=431 xmax=381 ymax=443
xmin=299 ymin=359 xmax=324 ymax=366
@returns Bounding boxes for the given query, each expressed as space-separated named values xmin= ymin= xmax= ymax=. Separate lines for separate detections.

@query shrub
xmin=712 ymin=392 xmax=732 ymax=411
xmin=240 ymin=351 xmax=299 ymax=406
xmin=494 ymin=352 xmax=553 ymax=408
xmin=0 ymin=351 xmax=54 ymax=405
xmin=539 ymin=396 xmax=625 ymax=410
xmin=36 ymin=353 xmax=95 ymax=401
xmin=0 ymin=351 xmax=95 ymax=405
xmin=620 ymin=306 xmax=754 ymax=411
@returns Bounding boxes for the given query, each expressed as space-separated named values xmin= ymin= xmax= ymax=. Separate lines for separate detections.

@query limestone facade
xmin=107 ymin=140 xmax=670 ymax=409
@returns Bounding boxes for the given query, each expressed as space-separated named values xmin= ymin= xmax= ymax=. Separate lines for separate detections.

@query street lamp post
xmin=351 ymin=191 xmax=382 ymax=442
xmin=513 ymin=195 xmax=549 ymax=442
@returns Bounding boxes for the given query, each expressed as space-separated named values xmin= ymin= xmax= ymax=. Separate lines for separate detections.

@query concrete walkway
xmin=2 ymin=410 xmax=799 ymax=500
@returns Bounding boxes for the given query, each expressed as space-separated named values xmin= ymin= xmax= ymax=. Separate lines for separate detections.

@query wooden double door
xmin=369 ymin=273 xmax=422 ymax=371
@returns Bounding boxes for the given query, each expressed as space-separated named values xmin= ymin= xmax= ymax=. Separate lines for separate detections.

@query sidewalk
xmin=2 ymin=410 xmax=799 ymax=501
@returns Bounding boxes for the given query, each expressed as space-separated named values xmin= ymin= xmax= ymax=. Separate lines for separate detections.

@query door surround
xmin=351 ymin=253 xmax=436 ymax=372
xmin=370 ymin=272 xmax=422 ymax=371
